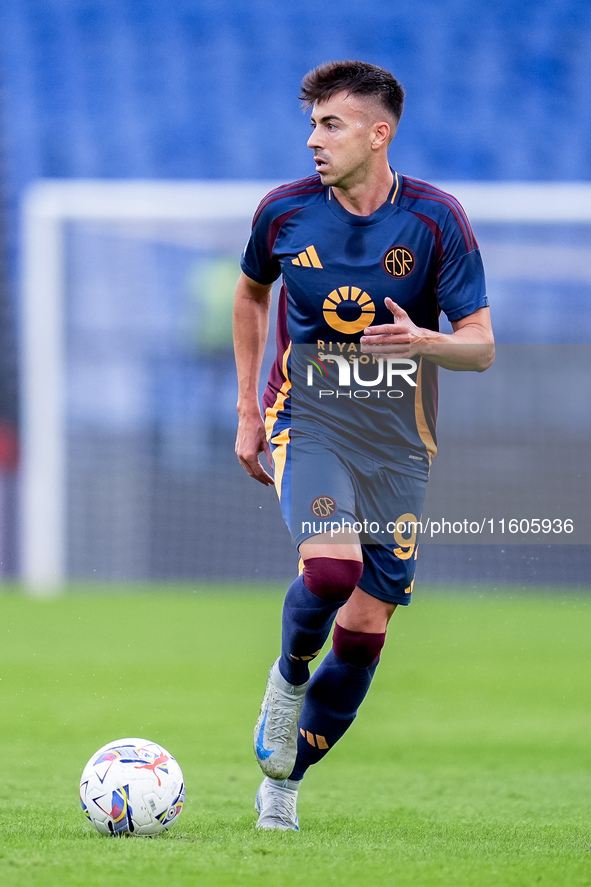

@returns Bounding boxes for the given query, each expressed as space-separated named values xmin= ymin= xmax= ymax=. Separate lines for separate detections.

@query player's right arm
xmin=233 ymin=271 xmax=274 ymax=486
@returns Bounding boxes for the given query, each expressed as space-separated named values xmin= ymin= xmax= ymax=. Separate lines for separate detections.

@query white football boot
xmin=255 ymin=777 xmax=300 ymax=831
xmin=253 ymin=659 xmax=308 ymax=779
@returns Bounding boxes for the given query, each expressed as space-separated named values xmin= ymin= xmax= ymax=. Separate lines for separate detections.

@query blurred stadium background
xmin=0 ymin=0 xmax=590 ymax=591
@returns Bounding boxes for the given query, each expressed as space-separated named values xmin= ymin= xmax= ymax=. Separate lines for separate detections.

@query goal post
xmin=20 ymin=180 xmax=278 ymax=591
xmin=19 ymin=180 xmax=591 ymax=592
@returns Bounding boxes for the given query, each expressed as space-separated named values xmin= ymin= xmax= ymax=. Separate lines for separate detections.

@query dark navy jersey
xmin=240 ymin=172 xmax=488 ymax=476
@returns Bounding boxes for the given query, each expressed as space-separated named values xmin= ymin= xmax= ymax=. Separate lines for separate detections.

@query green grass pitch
xmin=0 ymin=585 xmax=590 ymax=887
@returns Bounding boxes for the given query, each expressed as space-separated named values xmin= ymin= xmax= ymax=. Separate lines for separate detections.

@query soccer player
xmin=233 ymin=60 xmax=494 ymax=830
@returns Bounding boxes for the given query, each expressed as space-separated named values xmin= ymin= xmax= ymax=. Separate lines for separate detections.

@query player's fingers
xmin=239 ymin=451 xmax=274 ymax=484
xmin=361 ymin=333 xmax=411 ymax=347
xmin=262 ymin=437 xmax=273 ymax=470
xmin=362 ymin=323 xmax=397 ymax=337
xmin=238 ymin=454 xmax=274 ymax=486
xmin=359 ymin=340 xmax=412 ymax=356
xmin=255 ymin=467 xmax=275 ymax=486
xmin=360 ymin=346 xmax=412 ymax=357
xmin=384 ymin=297 xmax=409 ymax=320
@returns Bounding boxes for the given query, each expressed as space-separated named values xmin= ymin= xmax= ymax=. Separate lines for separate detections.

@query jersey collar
xmin=325 ymin=170 xmax=401 ymax=226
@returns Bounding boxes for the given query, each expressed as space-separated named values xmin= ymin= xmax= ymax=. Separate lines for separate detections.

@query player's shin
xmin=288 ymin=624 xmax=385 ymax=781
xmin=279 ymin=558 xmax=363 ymax=685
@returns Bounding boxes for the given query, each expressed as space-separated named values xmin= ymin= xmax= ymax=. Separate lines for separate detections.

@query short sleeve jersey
xmin=240 ymin=172 xmax=487 ymax=477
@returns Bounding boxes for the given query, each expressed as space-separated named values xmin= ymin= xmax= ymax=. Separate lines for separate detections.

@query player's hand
xmin=360 ymin=298 xmax=426 ymax=357
xmin=235 ymin=412 xmax=274 ymax=486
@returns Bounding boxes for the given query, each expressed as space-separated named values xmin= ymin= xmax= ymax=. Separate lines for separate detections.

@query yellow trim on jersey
xmin=391 ymin=170 xmax=400 ymax=204
xmin=265 ymin=342 xmax=291 ymax=501
xmin=414 ymin=359 xmax=437 ymax=459
xmin=270 ymin=427 xmax=290 ymax=502
xmin=264 ymin=342 xmax=292 ymax=440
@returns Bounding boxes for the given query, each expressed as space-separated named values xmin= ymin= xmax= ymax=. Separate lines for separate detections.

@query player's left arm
xmin=360 ymin=298 xmax=495 ymax=372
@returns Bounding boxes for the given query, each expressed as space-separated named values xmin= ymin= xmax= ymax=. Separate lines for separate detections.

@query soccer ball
xmin=80 ymin=737 xmax=185 ymax=836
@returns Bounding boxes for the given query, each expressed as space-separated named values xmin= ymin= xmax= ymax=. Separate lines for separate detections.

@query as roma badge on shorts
xmin=310 ymin=496 xmax=337 ymax=518
xmin=383 ymin=245 xmax=415 ymax=278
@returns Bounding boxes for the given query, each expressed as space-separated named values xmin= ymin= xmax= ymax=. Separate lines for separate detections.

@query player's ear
xmin=371 ymin=121 xmax=391 ymax=150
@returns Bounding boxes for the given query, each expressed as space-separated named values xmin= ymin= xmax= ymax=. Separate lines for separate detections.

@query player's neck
xmin=331 ymin=165 xmax=394 ymax=217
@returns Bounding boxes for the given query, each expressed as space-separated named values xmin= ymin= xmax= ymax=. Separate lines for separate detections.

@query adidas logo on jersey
xmin=292 ymin=246 xmax=323 ymax=268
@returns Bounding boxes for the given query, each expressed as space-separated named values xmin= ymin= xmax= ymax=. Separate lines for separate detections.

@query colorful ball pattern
xmin=80 ymin=738 xmax=185 ymax=836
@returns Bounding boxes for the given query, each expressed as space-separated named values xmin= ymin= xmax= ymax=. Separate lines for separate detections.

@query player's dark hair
xmin=300 ymin=60 xmax=405 ymax=122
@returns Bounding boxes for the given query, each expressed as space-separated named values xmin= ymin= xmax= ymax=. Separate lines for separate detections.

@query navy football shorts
xmin=269 ymin=423 xmax=428 ymax=606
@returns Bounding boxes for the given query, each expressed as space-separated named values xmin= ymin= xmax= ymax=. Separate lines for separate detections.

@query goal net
xmin=20 ymin=180 xmax=591 ymax=591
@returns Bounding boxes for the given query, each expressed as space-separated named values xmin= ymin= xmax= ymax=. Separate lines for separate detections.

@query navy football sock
xmin=278 ymin=574 xmax=346 ymax=685
xmin=288 ymin=649 xmax=379 ymax=781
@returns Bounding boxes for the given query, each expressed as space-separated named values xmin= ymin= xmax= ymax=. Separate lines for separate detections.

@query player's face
xmin=307 ymin=91 xmax=387 ymax=189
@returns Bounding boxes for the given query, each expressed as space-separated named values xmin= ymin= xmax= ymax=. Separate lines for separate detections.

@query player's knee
xmin=332 ymin=622 xmax=386 ymax=668
xmin=303 ymin=556 xmax=363 ymax=602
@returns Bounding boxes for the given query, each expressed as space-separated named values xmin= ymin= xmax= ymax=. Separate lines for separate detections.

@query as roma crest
xmin=383 ymin=246 xmax=415 ymax=279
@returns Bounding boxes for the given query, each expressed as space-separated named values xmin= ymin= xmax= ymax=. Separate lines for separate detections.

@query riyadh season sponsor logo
xmin=305 ymin=353 xmax=418 ymax=399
